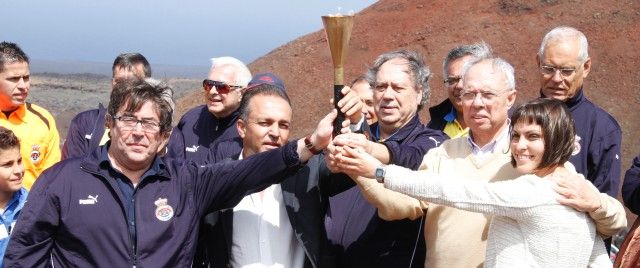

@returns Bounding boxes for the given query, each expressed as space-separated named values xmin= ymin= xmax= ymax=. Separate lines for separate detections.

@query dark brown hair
xmin=0 ymin=126 xmax=20 ymax=150
xmin=510 ymin=98 xmax=575 ymax=170
xmin=238 ymin=83 xmax=290 ymax=122
xmin=108 ymin=79 xmax=174 ymax=133
xmin=0 ymin=42 xmax=29 ymax=73
xmin=112 ymin=53 xmax=151 ymax=78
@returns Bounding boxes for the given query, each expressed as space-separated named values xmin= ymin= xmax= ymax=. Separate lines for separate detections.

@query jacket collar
xmin=371 ymin=114 xmax=421 ymax=142
xmin=207 ymin=106 xmax=240 ymax=128
xmin=80 ymin=142 xmax=170 ymax=179
xmin=539 ymin=87 xmax=584 ymax=110
xmin=0 ymin=103 xmax=26 ymax=122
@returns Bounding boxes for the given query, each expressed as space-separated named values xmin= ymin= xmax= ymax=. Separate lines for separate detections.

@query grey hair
xmin=538 ymin=26 xmax=589 ymax=63
xmin=144 ymin=78 xmax=175 ymax=113
xmin=209 ymin=56 xmax=252 ymax=87
xmin=461 ymin=57 xmax=516 ymax=91
xmin=366 ymin=50 xmax=431 ymax=111
xmin=443 ymin=41 xmax=493 ymax=77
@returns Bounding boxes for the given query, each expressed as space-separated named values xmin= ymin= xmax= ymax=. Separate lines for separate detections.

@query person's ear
xmin=581 ymin=57 xmax=591 ymax=78
xmin=105 ymin=114 xmax=114 ymax=129
xmin=236 ymin=119 xmax=247 ymax=139
xmin=506 ymin=90 xmax=517 ymax=108
xmin=415 ymin=88 xmax=423 ymax=104
xmin=157 ymin=130 xmax=172 ymax=154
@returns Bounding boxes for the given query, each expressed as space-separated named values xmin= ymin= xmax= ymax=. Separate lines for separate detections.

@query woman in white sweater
xmin=336 ymin=98 xmax=612 ymax=267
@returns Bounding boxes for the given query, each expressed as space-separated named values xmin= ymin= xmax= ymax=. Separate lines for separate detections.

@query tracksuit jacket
xmin=167 ymin=105 xmax=241 ymax=162
xmin=324 ymin=115 xmax=447 ymax=267
xmin=542 ymin=89 xmax=622 ymax=197
xmin=4 ymin=141 xmax=303 ymax=267
xmin=62 ymin=104 xmax=108 ymax=160
xmin=622 ymin=155 xmax=640 ymax=215
xmin=167 ymin=105 xmax=242 ymax=266
xmin=426 ymin=98 xmax=454 ymax=134
xmin=616 ymin=154 xmax=640 ymax=267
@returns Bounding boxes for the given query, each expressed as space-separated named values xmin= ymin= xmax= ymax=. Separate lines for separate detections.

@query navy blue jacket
xmin=542 ymin=89 xmax=622 ymax=197
xmin=426 ymin=98 xmax=454 ymax=134
xmin=4 ymin=142 xmax=304 ymax=267
xmin=62 ymin=104 xmax=108 ymax=160
xmin=324 ymin=115 xmax=447 ymax=267
xmin=622 ymin=155 xmax=640 ymax=215
xmin=167 ymin=105 xmax=241 ymax=163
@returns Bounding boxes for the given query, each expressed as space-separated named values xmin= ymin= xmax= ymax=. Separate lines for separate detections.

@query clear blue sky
xmin=1 ymin=0 xmax=376 ymax=67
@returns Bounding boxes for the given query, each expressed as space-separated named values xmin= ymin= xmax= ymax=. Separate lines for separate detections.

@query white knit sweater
xmin=383 ymin=165 xmax=612 ymax=267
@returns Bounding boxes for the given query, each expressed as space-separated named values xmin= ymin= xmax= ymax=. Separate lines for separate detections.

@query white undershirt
xmin=229 ymin=153 xmax=305 ymax=268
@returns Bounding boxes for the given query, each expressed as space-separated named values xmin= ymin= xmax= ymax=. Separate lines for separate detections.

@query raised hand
xmin=330 ymin=86 xmax=364 ymax=125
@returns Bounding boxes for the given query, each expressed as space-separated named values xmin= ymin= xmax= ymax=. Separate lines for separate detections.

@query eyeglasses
xmin=444 ymin=76 xmax=462 ymax=87
xmin=202 ymin=79 xmax=243 ymax=94
xmin=540 ymin=65 xmax=577 ymax=78
xmin=460 ymin=90 xmax=508 ymax=104
xmin=112 ymin=115 xmax=161 ymax=133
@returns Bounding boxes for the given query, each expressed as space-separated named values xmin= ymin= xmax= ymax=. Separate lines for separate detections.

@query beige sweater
xmin=355 ymin=136 xmax=626 ymax=268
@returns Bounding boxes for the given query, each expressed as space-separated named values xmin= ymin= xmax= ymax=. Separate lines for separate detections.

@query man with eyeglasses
xmin=536 ymin=26 xmax=623 ymax=252
xmin=333 ymin=56 xmax=627 ymax=267
xmin=4 ymin=79 xmax=339 ymax=267
xmin=63 ymin=52 xmax=152 ymax=160
xmin=537 ymin=26 xmax=622 ymax=204
xmin=427 ymin=42 xmax=492 ymax=138
xmin=166 ymin=56 xmax=252 ymax=162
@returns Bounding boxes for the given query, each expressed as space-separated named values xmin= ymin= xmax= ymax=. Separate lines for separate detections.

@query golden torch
xmin=322 ymin=14 xmax=354 ymax=136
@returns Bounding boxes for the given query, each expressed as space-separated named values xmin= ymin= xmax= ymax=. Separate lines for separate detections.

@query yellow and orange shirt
xmin=0 ymin=103 xmax=61 ymax=189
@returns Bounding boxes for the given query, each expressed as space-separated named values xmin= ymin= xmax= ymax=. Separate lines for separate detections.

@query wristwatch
xmin=304 ymin=135 xmax=322 ymax=155
xmin=374 ymin=165 xmax=386 ymax=183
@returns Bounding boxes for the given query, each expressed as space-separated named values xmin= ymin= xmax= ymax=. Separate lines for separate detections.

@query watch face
xmin=375 ymin=167 xmax=384 ymax=178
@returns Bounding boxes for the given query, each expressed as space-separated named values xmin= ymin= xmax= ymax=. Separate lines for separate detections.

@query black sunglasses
xmin=202 ymin=79 xmax=243 ymax=94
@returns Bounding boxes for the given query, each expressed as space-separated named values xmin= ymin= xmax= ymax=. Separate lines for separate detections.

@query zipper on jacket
xmin=80 ymin=166 xmax=139 ymax=267
xmin=130 ymin=194 xmax=138 ymax=267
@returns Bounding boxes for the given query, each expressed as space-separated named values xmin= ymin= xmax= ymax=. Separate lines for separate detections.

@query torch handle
xmin=333 ymin=84 xmax=345 ymax=136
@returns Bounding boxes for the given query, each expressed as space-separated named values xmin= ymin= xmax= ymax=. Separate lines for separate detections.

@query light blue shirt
xmin=467 ymin=120 xmax=511 ymax=162
xmin=0 ymin=187 xmax=28 ymax=267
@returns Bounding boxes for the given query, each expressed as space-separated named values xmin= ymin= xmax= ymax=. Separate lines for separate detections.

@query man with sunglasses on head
xmin=167 ymin=56 xmax=250 ymax=162
xmin=427 ymin=42 xmax=492 ymax=138
xmin=536 ymin=26 xmax=623 ymax=252
xmin=63 ymin=52 xmax=151 ymax=160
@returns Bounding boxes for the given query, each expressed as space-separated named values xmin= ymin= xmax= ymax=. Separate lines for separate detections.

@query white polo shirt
xmin=229 ymin=153 xmax=305 ymax=268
